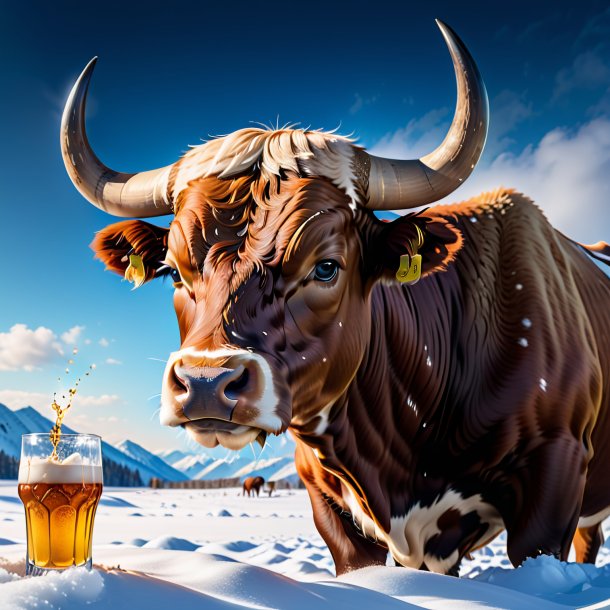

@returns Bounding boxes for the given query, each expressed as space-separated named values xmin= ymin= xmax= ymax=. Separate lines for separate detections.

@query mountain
xmin=196 ymin=456 xmax=251 ymax=480
xmin=156 ymin=448 xmax=194 ymax=466
xmin=1 ymin=403 xmax=298 ymax=485
xmin=14 ymin=406 xmax=78 ymax=436
xmin=0 ymin=403 xmax=31 ymax=459
xmin=267 ymin=460 xmax=299 ymax=484
xmin=166 ymin=453 xmax=298 ymax=483
xmin=3 ymin=405 xmax=171 ymax=485
xmin=172 ymin=454 xmax=213 ymax=479
xmin=233 ymin=456 xmax=295 ymax=482
xmin=117 ymin=440 xmax=186 ymax=482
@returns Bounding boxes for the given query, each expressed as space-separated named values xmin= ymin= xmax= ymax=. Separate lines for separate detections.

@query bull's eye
xmin=314 ymin=259 xmax=339 ymax=282
xmin=169 ymin=267 xmax=181 ymax=283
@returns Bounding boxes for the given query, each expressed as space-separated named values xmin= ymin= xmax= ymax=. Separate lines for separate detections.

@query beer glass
xmin=18 ymin=433 xmax=103 ymax=575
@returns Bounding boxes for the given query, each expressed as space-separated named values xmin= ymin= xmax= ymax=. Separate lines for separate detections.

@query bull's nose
xmin=172 ymin=360 xmax=261 ymax=421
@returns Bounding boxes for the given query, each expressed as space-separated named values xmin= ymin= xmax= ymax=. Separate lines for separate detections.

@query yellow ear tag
xmin=396 ymin=254 xmax=411 ymax=282
xmin=396 ymin=225 xmax=424 ymax=285
xmin=125 ymin=254 xmax=146 ymax=289
xmin=404 ymin=253 xmax=422 ymax=284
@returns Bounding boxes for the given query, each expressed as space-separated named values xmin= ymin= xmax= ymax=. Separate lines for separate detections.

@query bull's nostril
xmin=224 ymin=367 xmax=250 ymax=400
xmin=172 ymin=366 xmax=188 ymax=394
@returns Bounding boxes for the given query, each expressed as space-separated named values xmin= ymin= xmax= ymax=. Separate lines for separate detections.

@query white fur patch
xmin=169 ymin=128 xmax=359 ymax=211
xmin=578 ymin=506 xmax=610 ymax=529
xmin=340 ymin=482 xmax=504 ymax=573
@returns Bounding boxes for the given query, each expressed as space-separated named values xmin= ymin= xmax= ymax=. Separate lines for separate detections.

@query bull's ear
xmin=90 ymin=220 xmax=169 ymax=286
xmin=370 ymin=213 xmax=463 ymax=284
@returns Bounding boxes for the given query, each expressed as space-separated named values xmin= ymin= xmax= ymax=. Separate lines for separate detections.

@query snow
xmin=2 ymin=482 xmax=610 ymax=608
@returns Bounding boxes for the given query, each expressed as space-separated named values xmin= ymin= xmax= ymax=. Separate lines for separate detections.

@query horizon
xmin=0 ymin=1 xmax=609 ymax=454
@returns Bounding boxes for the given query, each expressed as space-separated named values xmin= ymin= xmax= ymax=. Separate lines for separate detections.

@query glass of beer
xmin=18 ymin=433 xmax=103 ymax=575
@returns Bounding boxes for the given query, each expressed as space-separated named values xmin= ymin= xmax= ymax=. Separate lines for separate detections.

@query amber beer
xmin=18 ymin=434 xmax=103 ymax=574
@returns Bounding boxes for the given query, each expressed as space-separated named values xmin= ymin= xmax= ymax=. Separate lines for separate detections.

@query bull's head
xmin=61 ymin=21 xmax=487 ymax=450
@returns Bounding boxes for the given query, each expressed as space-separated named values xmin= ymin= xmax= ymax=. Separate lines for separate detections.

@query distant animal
xmin=267 ymin=481 xmax=276 ymax=498
xmin=242 ymin=476 xmax=265 ymax=497
xmin=62 ymin=21 xmax=610 ymax=576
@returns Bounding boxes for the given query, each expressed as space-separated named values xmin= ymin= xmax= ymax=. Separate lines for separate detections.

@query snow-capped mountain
xmin=172 ymin=454 xmax=214 ymax=479
xmin=233 ymin=456 xmax=295 ymax=482
xmin=156 ymin=448 xmax=194 ymax=466
xmin=117 ymin=439 xmax=186 ymax=482
xmin=154 ymin=443 xmax=298 ymax=483
xmin=1 ymin=403 xmax=298 ymax=484
xmin=0 ymin=404 xmax=176 ymax=485
xmin=196 ymin=456 xmax=251 ymax=480
xmin=0 ymin=403 xmax=30 ymax=458
xmin=14 ymin=406 xmax=78 ymax=437
xmin=267 ymin=460 xmax=299 ymax=484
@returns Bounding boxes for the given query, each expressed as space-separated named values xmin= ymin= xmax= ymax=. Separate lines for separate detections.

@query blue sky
xmin=0 ymin=1 xmax=608 ymax=455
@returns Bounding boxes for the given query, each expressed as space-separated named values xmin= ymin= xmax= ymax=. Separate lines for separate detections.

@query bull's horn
xmin=61 ymin=57 xmax=174 ymax=218
xmin=363 ymin=20 xmax=489 ymax=210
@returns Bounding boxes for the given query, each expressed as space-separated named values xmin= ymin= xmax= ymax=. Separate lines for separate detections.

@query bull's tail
xmin=577 ymin=240 xmax=610 ymax=267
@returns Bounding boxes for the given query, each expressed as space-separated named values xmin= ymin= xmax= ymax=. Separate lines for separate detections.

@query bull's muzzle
xmin=160 ymin=348 xmax=285 ymax=450
xmin=172 ymin=361 xmax=261 ymax=422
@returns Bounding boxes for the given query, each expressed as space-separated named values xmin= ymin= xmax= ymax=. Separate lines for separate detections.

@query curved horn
xmin=363 ymin=20 xmax=489 ymax=210
xmin=61 ymin=57 xmax=174 ymax=218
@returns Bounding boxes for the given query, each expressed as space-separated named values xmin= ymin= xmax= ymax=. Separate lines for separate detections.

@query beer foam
xmin=18 ymin=453 xmax=103 ymax=484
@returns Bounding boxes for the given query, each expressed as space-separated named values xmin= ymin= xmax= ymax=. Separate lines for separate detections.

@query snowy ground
xmin=2 ymin=482 xmax=610 ymax=609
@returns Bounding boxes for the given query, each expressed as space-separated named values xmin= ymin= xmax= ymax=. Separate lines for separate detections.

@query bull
xmin=61 ymin=21 xmax=610 ymax=576
xmin=242 ymin=476 xmax=265 ymax=497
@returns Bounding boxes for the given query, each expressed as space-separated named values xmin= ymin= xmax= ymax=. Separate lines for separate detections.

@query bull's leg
xmin=573 ymin=524 xmax=604 ymax=563
xmin=504 ymin=436 xmax=587 ymax=566
xmin=295 ymin=441 xmax=387 ymax=575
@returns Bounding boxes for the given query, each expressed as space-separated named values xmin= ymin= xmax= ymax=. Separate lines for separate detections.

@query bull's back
xmin=427 ymin=190 xmax=609 ymax=502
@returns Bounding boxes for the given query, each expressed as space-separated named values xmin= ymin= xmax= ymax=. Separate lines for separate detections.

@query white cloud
xmin=0 ymin=389 xmax=120 ymax=411
xmin=370 ymin=113 xmax=610 ymax=245
xmin=0 ymin=324 xmax=63 ymax=372
xmin=99 ymin=338 xmax=110 ymax=348
xmin=371 ymin=90 xmax=534 ymax=161
xmin=369 ymin=107 xmax=450 ymax=159
xmin=61 ymin=325 xmax=85 ymax=345
xmin=74 ymin=394 xmax=121 ymax=407
xmin=105 ymin=358 xmax=122 ymax=366
xmin=441 ymin=117 xmax=610 ymax=243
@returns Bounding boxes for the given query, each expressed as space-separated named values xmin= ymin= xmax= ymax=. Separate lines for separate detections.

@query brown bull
xmin=242 ymin=476 xmax=265 ymax=497
xmin=61 ymin=21 xmax=610 ymax=576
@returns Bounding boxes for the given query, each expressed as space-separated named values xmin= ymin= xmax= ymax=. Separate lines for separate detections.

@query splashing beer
xmin=18 ymin=350 xmax=103 ymax=575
